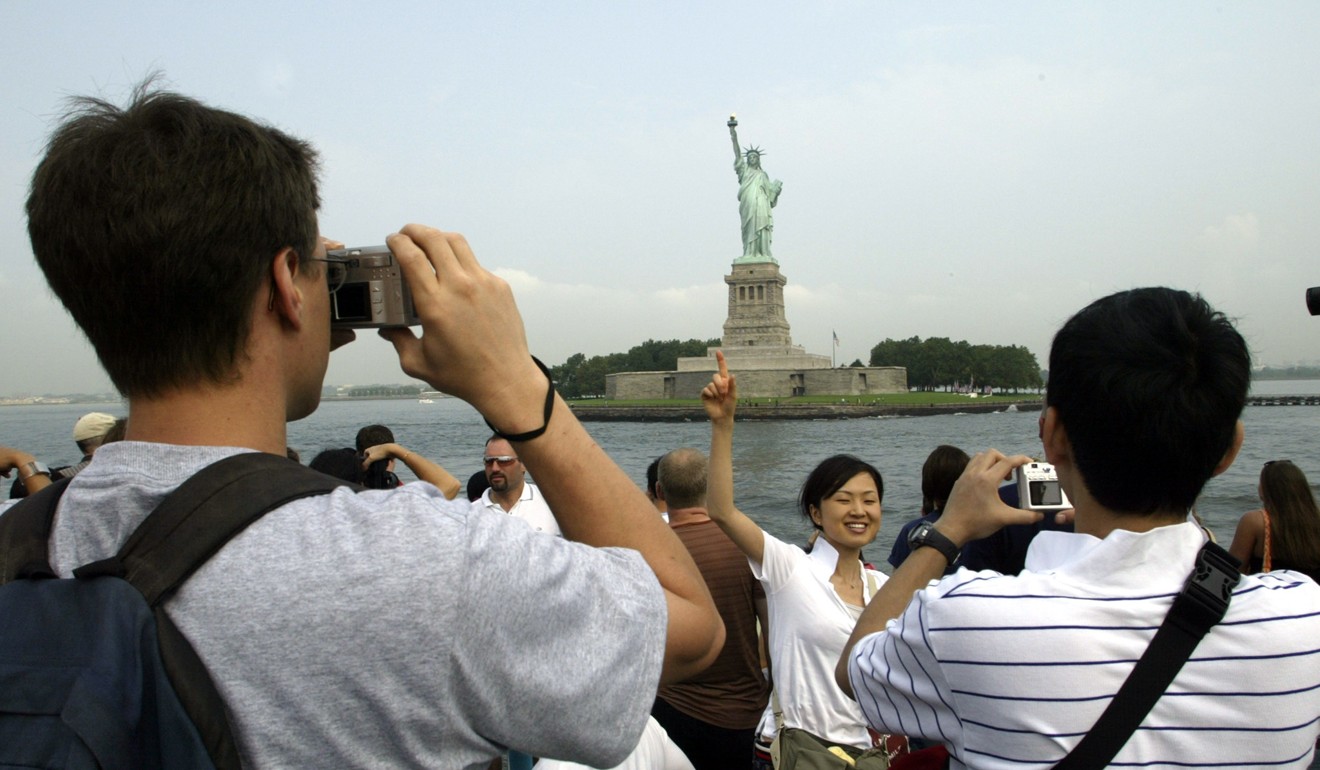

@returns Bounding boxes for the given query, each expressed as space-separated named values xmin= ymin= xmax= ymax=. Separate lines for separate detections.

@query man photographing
xmin=5 ymin=83 xmax=722 ymax=768
xmin=838 ymin=287 xmax=1320 ymax=768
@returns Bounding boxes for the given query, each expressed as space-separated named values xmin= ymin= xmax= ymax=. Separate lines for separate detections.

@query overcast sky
xmin=2 ymin=2 xmax=1318 ymax=396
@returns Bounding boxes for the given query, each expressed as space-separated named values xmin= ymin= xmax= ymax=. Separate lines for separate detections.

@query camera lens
xmin=1308 ymin=286 xmax=1320 ymax=316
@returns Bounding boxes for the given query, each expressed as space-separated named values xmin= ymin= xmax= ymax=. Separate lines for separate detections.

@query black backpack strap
xmin=0 ymin=477 xmax=73 ymax=582
xmin=76 ymin=451 xmax=355 ymax=770
xmin=1054 ymin=541 xmax=1241 ymax=770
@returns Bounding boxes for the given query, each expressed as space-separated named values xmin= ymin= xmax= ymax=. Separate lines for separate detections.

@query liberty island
xmin=605 ymin=116 xmax=908 ymax=401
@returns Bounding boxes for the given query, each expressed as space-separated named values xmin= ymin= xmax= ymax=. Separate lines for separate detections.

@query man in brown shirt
xmin=652 ymin=448 xmax=771 ymax=769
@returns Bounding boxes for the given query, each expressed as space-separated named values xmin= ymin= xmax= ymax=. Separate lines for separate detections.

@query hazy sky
xmin=3 ymin=2 xmax=1318 ymax=396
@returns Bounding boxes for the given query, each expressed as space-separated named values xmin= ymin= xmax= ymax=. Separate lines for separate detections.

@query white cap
xmin=73 ymin=412 xmax=116 ymax=442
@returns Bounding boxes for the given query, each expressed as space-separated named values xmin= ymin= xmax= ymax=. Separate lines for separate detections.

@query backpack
xmin=0 ymin=452 xmax=354 ymax=769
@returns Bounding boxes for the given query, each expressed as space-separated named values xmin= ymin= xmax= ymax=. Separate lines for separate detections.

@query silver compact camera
xmin=1015 ymin=462 xmax=1072 ymax=511
xmin=327 ymin=246 xmax=421 ymax=329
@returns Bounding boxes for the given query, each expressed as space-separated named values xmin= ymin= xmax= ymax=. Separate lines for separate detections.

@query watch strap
xmin=910 ymin=522 xmax=960 ymax=564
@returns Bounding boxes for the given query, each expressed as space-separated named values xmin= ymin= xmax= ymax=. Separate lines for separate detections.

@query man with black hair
xmin=4 ymin=83 xmax=723 ymax=769
xmin=838 ymin=287 xmax=1320 ymax=768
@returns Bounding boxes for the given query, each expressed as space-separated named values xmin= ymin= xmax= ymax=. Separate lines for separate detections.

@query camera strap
xmin=1053 ymin=540 xmax=1240 ymax=770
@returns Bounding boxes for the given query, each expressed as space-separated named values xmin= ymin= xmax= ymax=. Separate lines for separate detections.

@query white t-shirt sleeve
xmin=749 ymin=529 xmax=802 ymax=593
xmin=453 ymin=509 xmax=667 ymax=767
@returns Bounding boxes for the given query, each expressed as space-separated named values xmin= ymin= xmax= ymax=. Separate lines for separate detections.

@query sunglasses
xmin=483 ymin=455 xmax=518 ymax=467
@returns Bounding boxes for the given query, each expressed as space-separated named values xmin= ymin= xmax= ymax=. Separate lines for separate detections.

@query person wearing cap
xmin=7 ymin=411 xmax=117 ymax=498
xmin=67 ymin=411 xmax=117 ymax=472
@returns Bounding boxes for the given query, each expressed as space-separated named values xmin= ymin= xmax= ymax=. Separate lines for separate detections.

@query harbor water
xmin=5 ymin=380 xmax=1318 ymax=567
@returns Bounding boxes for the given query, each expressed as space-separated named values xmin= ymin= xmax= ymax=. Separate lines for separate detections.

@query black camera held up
xmin=1308 ymin=287 xmax=1320 ymax=317
xmin=327 ymin=246 xmax=421 ymax=329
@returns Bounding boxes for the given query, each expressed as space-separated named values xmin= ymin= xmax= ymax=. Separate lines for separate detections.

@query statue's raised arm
xmin=725 ymin=115 xmax=781 ymax=263
xmin=728 ymin=114 xmax=742 ymax=164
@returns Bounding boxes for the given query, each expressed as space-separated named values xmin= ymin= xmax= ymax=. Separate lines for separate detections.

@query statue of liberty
xmin=728 ymin=115 xmax=782 ymax=264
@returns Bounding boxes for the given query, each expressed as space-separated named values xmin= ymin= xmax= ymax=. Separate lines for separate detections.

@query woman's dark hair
xmin=921 ymin=445 xmax=970 ymax=515
xmin=1259 ymin=461 xmax=1320 ymax=569
xmin=798 ymin=454 xmax=884 ymax=531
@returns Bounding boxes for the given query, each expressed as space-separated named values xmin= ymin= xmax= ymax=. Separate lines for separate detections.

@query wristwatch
xmin=19 ymin=460 xmax=51 ymax=481
xmin=908 ymin=521 xmax=961 ymax=565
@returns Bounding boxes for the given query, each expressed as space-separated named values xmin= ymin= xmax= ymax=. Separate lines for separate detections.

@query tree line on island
xmin=549 ymin=335 xmax=1044 ymax=399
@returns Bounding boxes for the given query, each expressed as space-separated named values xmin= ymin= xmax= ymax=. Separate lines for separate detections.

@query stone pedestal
xmin=722 ymin=261 xmax=793 ymax=350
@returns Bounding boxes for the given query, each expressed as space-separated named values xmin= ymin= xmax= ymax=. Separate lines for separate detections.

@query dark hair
xmin=100 ymin=418 xmax=129 ymax=446
xmin=657 ymin=448 xmax=707 ymax=510
xmin=922 ymin=445 xmax=970 ymax=515
xmin=798 ymin=454 xmax=884 ymax=530
xmin=309 ymin=448 xmax=364 ymax=485
xmin=467 ymin=469 xmax=491 ymax=502
xmin=26 ymin=81 xmax=321 ymax=397
xmin=645 ymin=456 xmax=663 ymax=499
xmin=1259 ymin=461 xmax=1320 ymax=568
xmin=356 ymin=424 xmax=395 ymax=453
xmin=1046 ymin=287 xmax=1249 ymax=514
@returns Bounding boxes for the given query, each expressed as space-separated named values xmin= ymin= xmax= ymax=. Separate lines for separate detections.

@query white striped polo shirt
xmin=848 ymin=522 xmax=1320 ymax=769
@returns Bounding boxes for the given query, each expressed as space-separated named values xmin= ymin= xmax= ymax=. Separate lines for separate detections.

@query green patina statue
xmin=728 ymin=114 xmax=782 ymax=264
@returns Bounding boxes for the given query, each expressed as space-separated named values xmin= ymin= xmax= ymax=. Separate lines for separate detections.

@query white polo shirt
xmin=475 ymin=482 xmax=562 ymax=537
xmin=753 ymin=532 xmax=887 ymax=749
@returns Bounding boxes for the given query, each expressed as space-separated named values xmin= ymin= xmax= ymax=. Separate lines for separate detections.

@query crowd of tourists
xmin=1 ymin=82 xmax=1319 ymax=770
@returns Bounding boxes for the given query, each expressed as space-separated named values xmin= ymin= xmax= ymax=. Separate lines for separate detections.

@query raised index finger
xmin=716 ymin=349 xmax=729 ymax=379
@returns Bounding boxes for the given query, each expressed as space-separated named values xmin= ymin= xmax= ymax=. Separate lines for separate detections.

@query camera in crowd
xmin=1015 ymin=462 xmax=1072 ymax=512
xmin=1308 ymin=287 xmax=1320 ymax=316
xmin=327 ymin=246 xmax=421 ymax=329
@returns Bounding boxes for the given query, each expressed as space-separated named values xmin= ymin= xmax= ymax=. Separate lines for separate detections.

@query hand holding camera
xmin=937 ymin=450 xmax=1045 ymax=546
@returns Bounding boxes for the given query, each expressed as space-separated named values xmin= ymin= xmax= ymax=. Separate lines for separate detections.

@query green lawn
xmin=569 ymin=392 xmax=1041 ymax=408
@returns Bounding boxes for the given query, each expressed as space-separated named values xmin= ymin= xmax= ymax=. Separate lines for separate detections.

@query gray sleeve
xmin=453 ymin=509 xmax=668 ymax=767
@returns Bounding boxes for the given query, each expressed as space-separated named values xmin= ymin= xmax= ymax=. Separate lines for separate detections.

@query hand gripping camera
xmin=327 ymin=246 xmax=421 ymax=329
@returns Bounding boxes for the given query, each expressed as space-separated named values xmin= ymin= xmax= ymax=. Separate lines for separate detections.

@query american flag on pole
xmin=832 ymin=330 xmax=840 ymax=347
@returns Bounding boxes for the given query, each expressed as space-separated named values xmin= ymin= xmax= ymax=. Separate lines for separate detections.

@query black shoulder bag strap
xmin=1 ymin=452 xmax=355 ymax=770
xmin=1053 ymin=541 xmax=1241 ymax=770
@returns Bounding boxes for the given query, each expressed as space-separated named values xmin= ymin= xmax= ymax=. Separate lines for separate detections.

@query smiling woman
xmin=701 ymin=351 xmax=891 ymax=757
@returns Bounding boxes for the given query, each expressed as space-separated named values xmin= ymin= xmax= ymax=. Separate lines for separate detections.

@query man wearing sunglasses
xmin=474 ymin=436 xmax=561 ymax=536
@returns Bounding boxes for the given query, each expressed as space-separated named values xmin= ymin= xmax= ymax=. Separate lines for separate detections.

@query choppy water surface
xmin=7 ymin=382 xmax=1317 ymax=567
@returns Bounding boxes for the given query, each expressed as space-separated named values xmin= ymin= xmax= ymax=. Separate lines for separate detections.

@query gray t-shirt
xmin=2 ymin=441 xmax=667 ymax=769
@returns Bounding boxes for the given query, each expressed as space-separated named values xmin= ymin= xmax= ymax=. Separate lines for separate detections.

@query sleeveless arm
xmin=1228 ymin=509 xmax=1264 ymax=572
xmin=703 ymin=351 xmax=767 ymax=564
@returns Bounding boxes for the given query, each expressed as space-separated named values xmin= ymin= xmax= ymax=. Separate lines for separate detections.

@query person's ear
xmin=1210 ymin=420 xmax=1245 ymax=478
xmin=808 ymin=504 xmax=822 ymax=527
xmin=1041 ymin=407 xmax=1070 ymax=466
xmin=268 ymin=247 xmax=304 ymax=330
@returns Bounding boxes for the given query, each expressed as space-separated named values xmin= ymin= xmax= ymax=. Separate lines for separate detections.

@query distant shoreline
xmin=570 ymin=400 xmax=1044 ymax=422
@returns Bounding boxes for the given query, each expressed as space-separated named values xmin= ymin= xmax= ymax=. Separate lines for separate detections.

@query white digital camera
xmin=1015 ymin=462 xmax=1072 ymax=512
